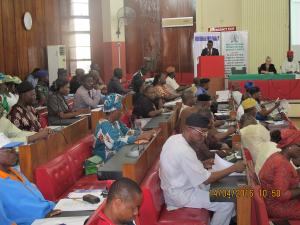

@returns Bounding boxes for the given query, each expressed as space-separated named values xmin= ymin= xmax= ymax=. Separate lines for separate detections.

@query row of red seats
xmin=35 ymin=135 xmax=112 ymax=202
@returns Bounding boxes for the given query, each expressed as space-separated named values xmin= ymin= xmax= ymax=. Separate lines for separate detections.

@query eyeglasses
xmin=188 ymin=126 xmax=208 ymax=137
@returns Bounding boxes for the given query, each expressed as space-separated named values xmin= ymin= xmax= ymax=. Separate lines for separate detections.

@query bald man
xmin=87 ymin=178 xmax=142 ymax=225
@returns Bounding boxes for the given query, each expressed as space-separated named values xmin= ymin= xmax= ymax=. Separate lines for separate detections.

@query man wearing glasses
xmin=159 ymin=113 xmax=245 ymax=225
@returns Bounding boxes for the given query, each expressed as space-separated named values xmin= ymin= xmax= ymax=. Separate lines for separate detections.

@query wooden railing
xmin=18 ymin=117 xmax=90 ymax=182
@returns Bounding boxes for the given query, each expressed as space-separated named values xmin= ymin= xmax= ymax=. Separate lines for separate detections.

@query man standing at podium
xmin=201 ymin=40 xmax=219 ymax=56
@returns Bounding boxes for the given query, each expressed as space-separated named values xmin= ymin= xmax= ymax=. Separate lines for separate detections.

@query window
xmin=68 ymin=0 xmax=91 ymax=74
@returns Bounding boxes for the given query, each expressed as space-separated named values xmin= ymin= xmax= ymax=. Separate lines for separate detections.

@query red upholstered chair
xmin=138 ymin=160 xmax=210 ymax=225
xmin=35 ymin=154 xmax=76 ymax=201
xmin=39 ymin=111 xmax=48 ymax=128
xmin=35 ymin=134 xmax=110 ymax=201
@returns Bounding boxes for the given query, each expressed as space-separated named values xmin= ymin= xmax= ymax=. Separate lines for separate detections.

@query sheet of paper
xmin=32 ymin=216 xmax=88 ymax=225
xmin=77 ymin=113 xmax=91 ymax=117
xmin=68 ymin=189 xmax=104 ymax=199
xmin=212 ymin=154 xmax=234 ymax=171
xmin=264 ymin=99 xmax=289 ymax=116
xmin=211 ymin=154 xmax=244 ymax=176
xmin=54 ymin=198 xmax=103 ymax=211
xmin=216 ymin=90 xmax=230 ymax=102
xmin=0 ymin=133 xmax=12 ymax=148
xmin=163 ymin=98 xmax=182 ymax=107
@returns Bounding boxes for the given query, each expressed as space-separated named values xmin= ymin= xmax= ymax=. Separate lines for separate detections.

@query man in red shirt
xmin=87 ymin=178 xmax=142 ymax=225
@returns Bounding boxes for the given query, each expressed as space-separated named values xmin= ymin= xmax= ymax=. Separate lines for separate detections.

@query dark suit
xmin=201 ymin=48 xmax=219 ymax=56
xmin=258 ymin=63 xmax=277 ymax=74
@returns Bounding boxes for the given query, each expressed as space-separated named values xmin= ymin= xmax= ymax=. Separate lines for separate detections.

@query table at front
xmin=228 ymin=74 xmax=300 ymax=100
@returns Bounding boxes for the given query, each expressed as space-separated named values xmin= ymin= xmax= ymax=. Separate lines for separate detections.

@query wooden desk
xmin=91 ymin=108 xmax=104 ymax=133
xmin=18 ymin=117 xmax=91 ymax=182
xmin=98 ymin=129 xmax=162 ymax=184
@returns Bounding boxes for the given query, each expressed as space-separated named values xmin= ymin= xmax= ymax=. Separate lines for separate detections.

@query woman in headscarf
xmin=240 ymin=123 xmax=280 ymax=173
xmin=93 ymin=94 xmax=155 ymax=161
xmin=271 ymin=128 xmax=300 ymax=149
xmin=4 ymin=75 xmax=22 ymax=108
xmin=259 ymin=143 xmax=300 ymax=220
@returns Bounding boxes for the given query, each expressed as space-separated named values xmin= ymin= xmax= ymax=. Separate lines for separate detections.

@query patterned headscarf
xmin=103 ymin=93 xmax=123 ymax=112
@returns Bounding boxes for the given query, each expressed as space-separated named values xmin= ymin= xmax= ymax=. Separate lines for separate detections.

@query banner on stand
xmin=221 ymin=31 xmax=248 ymax=75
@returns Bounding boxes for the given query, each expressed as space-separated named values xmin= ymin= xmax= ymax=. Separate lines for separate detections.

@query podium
xmin=197 ymin=56 xmax=225 ymax=78
xmin=197 ymin=56 xmax=225 ymax=93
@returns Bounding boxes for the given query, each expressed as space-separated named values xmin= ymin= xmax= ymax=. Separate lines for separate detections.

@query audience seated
xmin=90 ymin=63 xmax=105 ymax=84
xmin=196 ymin=78 xmax=210 ymax=96
xmin=0 ymin=74 xmax=18 ymax=115
xmin=8 ymin=81 xmax=42 ymax=132
xmin=238 ymin=98 xmax=258 ymax=122
xmin=108 ymin=68 xmax=129 ymax=95
xmin=4 ymin=75 xmax=21 ymax=109
xmin=74 ymin=74 xmax=103 ymax=109
xmin=0 ymin=103 xmax=52 ymax=143
xmin=165 ymin=66 xmax=189 ymax=93
xmin=132 ymin=85 xmax=163 ymax=118
xmin=47 ymin=79 xmax=88 ymax=126
xmin=0 ymin=147 xmax=58 ymax=225
xmin=244 ymin=81 xmax=254 ymax=98
xmin=153 ymin=73 xmax=180 ymax=101
xmin=26 ymin=68 xmax=41 ymax=88
xmin=259 ymin=144 xmax=300 ymax=221
xmin=86 ymin=178 xmax=142 ymax=225
xmin=70 ymin=68 xmax=85 ymax=94
xmin=180 ymin=89 xmax=196 ymax=116
xmin=132 ymin=78 xmax=145 ymax=104
xmin=239 ymin=113 xmax=258 ymax=129
xmin=57 ymin=68 xmax=68 ymax=81
xmin=159 ymin=114 xmax=245 ymax=225
xmin=130 ymin=66 xmax=148 ymax=89
xmin=178 ymin=94 xmax=212 ymax=133
xmin=240 ymin=123 xmax=280 ymax=173
xmin=195 ymin=108 xmax=232 ymax=160
xmin=35 ymin=70 xmax=49 ymax=106
xmin=249 ymin=87 xmax=280 ymax=121
xmin=258 ymin=56 xmax=277 ymax=74
xmin=93 ymin=94 xmax=154 ymax=161
xmin=231 ymin=82 xmax=242 ymax=106
xmin=271 ymin=128 xmax=300 ymax=148
xmin=281 ymin=50 xmax=300 ymax=74
xmin=90 ymin=69 xmax=106 ymax=93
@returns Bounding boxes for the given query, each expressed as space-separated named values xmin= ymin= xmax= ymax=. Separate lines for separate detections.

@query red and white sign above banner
xmin=208 ymin=26 xmax=237 ymax=32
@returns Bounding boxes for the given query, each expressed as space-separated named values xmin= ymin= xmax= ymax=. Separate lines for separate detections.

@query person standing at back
xmin=201 ymin=40 xmax=219 ymax=56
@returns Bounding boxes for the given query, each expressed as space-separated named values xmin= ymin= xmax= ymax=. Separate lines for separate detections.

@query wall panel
xmin=241 ymin=0 xmax=289 ymax=73
xmin=125 ymin=0 xmax=195 ymax=78
xmin=0 ymin=0 xmax=5 ymax=72
xmin=1 ymin=0 xmax=18 ymax=75
xmin=0 ymin=0 xmax=63 ymax=80
xmin=14 ymin=0 xmax=29 ymax=76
